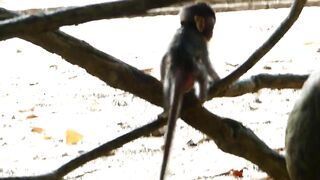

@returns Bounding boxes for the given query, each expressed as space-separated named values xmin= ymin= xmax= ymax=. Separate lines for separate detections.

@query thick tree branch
xmin=19 ymin=30 xmax=294 ymax=179
xmin=181 ymin=105 xmax=289 ymax=179
xmin=0 ymin=0 xmax=192 ymax=41
xmin=24 ymin=30 xmax=164 ymax=107
xmin=9 ymin=0 xmax=320 ymax=20
xmin=220 ymin=73 xmax=308 ymax=97
xmin=0 ymin=0 xmax=163 ymax=107
xmin=0 ymin=174 xmax=57 ymax=180
xmin=208 ymin=0 xmax=307 ymax=99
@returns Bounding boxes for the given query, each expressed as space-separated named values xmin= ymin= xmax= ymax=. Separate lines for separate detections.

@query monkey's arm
xmin=204 ymin=56 xmax=220 ymax=81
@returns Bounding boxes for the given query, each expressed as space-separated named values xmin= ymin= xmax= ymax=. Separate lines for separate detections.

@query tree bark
xmin=0 ymin=0 xmax=192 ymax=41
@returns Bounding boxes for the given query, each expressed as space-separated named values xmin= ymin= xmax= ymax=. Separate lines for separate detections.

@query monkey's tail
xmin=160 ymin=75 xmax=184 ymax=180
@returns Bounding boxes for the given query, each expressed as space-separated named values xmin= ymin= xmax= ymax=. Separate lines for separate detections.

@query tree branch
xmin=180 ymin=106 xmax=289 ymax=179
xmin=1 ymin=2 xmax=163 ymax=107
xmin=220 ymin=73 xmax=308 ymax=97
xmin=19 ymin=27 xmax=292 ymax=179
xmin=0 ymin=0 xmax=192 ymax=41
xmin=208 ymin=0 xmax=307 ymax=99
xmin=24 ymin=30 xmax=164 ymax=107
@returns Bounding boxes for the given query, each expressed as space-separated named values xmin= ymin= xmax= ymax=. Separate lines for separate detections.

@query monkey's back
xmin=285 ymin=71 xmax=320 ymax=180
xmin=167 ymin=27 xmax=208 ymax=72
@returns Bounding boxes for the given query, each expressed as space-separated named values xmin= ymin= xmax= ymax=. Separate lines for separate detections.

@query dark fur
xmin=285 ymin=71 xmax=320 ymax=180
xmin=159 ymin=3 xmax=219 ymax=180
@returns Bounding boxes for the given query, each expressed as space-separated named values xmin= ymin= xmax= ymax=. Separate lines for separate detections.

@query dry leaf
xmin=213 ymin=168 xmax=245 ymax=178
xmin=19 ymin=107 xmax=34 ymax=113
xmin=68 ymin=75 xmax=77 ymax=79
xmin=43 ymin=135 xmax=52 ymax=140
xmin=66 ymin=129 xmax=83 ymax=145
xmin=26 ymin=114 xmax=38 ymax=120
xmin=141 ymin=68 xmax=153 ymax=73
xmin=187 ymin=139 xmax=197 ymax=147
xmin=230 ymin=169 xmax=244 ymax=178
xmin=31 ymin=127 xmax=44 ymax=133
xmin=304 ymin=41 xmax=316 ymax=45
xmin=263 ymin=65 xmax=272 ymax=70
xmin=225 ymin=62 xmax=239 ymax=67
xmin=49 ymin=64 xmax=58 ymax=69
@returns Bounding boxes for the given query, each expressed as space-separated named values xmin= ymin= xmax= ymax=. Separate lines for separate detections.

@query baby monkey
xmin=160 ymin=3 xmax=219 ymax=180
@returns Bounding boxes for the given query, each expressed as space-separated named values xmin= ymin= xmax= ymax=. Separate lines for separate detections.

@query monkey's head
xmin=180 ymin=3 xmax=216 ymax=41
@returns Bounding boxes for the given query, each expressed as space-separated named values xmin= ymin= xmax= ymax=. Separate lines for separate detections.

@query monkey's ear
xmin=194 ymin=15 xmax=205 ymax=32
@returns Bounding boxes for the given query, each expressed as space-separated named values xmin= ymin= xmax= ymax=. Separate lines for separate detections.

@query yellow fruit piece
xmin=66 ymin=129 xmax=83 ymax=145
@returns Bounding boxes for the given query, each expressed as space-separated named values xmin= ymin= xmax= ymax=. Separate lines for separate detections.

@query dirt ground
xmin=0 ymin=3 xmax=320 ymax=180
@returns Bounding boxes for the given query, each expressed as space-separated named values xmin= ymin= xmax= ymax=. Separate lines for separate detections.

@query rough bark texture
xmin=0 ymin=0 xmax=193 ymax=41
xmin=19 ymin=30 xmax=292 ymax=179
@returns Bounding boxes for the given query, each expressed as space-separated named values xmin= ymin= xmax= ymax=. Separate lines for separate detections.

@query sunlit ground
xmin=0 ymin=1 xmax=320 ymax=179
